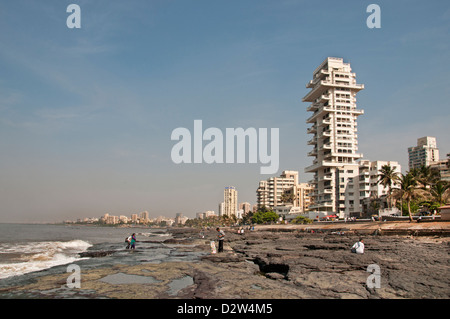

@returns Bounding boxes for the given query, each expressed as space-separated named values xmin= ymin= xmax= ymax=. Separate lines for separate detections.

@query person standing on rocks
xmin=130 ymin=233 xmax=137 ymax=250
xmin=216 ymin=227 xmax=225 ymax=253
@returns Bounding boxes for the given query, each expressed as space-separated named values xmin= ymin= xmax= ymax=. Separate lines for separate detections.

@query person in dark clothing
xmin=216 ymin=227 xmax=225 ymax=253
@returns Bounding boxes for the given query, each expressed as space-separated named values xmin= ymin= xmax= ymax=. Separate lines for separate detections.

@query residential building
xmin=223 ymin=186 xmax=238 ymax=217
xmin=303 ymin=57 xmax=365 ymax=217
xmin=196 ymin=212 xmax=205 ymax=219
xmin=408 ymin=136 xmax=440 ymax=170
xmin=358 ymin=160 xmax=401 ymax=217
xmin=140 ymin=211 xmax=149 ymax=222
xmin=256 ymin=170 xmax=314 ymax=212
xmin=204 ymin=210 xmax=216 ymax=218
xmin=175 ymin=213 xmax=188 ymax=225
xmin=119 ymin=215 xmax=129 ymax=223
xmin=106 ymin=215 xmax=118 ymax=224
xmin=218 ymin=202 xmax=225 ymax=217
xmin=430 ymin=153 xmax=450 ymax=181
xmin=239 ymin=202 xmax=252 ymax=215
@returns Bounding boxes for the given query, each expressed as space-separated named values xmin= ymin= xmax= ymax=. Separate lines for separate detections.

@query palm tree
xmin=377 ymin=164 xmax=400 ymax=209
xmin=393 ymin=172 xmax=421 ymax=222
xmin=429 ymin=181 xmax=450 ymax=207
xmin=417 ymin=165 xmax=440 ymax=190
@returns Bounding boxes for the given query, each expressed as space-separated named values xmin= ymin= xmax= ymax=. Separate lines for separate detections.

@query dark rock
xmin=79 ymin=250 xmax=116 ymax=258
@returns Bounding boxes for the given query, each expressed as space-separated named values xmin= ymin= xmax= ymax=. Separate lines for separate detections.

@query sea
xmin=0 ymin=223 xmax=205 ymax=298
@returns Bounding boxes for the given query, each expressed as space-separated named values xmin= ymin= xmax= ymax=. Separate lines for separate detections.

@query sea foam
xmin=0 ymin=239 xmax=92 ymax=279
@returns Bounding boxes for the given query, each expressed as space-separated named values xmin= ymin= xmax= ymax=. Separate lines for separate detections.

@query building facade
xmin=430 ymin=153 xmax=450 ymax=181
xmin=256 ymin=170 xmax=314 ymax=212
xmin=408 ymin=136 xmax=440 ymax=170
xmin=223 ymin=186 xmax=237 ymax=217
xmin=303 ymin=57 xmax=365 ymax=216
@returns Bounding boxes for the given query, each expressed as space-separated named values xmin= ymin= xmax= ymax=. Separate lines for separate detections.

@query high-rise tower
xmin=303 ymin=57 xmax=365 ymax=215
xmin=223 ymin=186 xmax=237 ymax=217
xmin=408 ymin=136 xmax=440 ymax=170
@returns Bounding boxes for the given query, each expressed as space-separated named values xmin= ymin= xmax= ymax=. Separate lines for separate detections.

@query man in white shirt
xmin=351 ymin=238 xmax=365 ymax=254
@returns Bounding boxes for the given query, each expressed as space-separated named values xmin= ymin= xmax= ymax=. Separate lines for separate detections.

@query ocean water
xmin=0 ymin=223 xmax=205 ymax=293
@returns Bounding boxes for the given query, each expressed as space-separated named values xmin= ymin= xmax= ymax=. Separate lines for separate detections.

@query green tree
xmin=377 ymin=164 xmax=400 ymax=209
xmin=251 ymin=210 xmax=279 ymax=224
xmin=291 ymin=215 xmax=313 ymax=224
xmin=417 ymin=165 xmax=440 ymax=190
xmin=280 ymin=192 xmax=296 ymax=205
xmin=393 ymin=172 xmax=426 ymax=222
xmin=423 ymin=181 xmax=450 ymax=214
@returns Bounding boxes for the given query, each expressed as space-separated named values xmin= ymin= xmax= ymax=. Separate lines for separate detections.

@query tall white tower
xmin=224 ymin=186 xmax=237 ymax=217
xmin=303 ymin=57 xmax=365 ymax=215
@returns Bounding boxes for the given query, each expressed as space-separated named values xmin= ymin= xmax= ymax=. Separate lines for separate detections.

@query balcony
xmin=308 ymin=148 xmax=318 ymax=157
xmin=307 ymin=125 xmax=317 ymax=134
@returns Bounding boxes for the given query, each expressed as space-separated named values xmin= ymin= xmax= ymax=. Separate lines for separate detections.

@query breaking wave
xmin=0 ymin=239 xmax=92 ymax=279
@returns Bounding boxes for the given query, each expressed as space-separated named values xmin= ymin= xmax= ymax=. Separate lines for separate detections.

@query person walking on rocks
xmin=216 ymin=227 xmax=225 ymax=253
xmin=130 ymin=233 xmax=137 ymax=250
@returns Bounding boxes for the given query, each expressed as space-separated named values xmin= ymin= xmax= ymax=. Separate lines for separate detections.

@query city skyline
xmin=1 ymin=1 xmax=450 ymax=223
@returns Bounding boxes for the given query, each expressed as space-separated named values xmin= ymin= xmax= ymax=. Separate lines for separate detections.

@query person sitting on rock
xmin=351 ymin=238 xmax=364 ymax=254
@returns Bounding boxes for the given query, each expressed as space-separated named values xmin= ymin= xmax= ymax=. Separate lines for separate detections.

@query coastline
xmin=0 ymin=221 xmax=449 ymax=299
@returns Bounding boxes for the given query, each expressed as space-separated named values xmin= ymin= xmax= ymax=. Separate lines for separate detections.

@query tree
xmin=393 ymin=172 xmax=426 ymax=222
xmin=251 ymin=210 xmax=279 ymax=224
xmin=416 ymin=165 xmax=440 ymax=190
xmin=280 ymin=191 xmax=296 ymax=205
xmin=426 ymin=181 xmax=450 ymax=213
xmin=291 ymin=215 xmax=313 ymax=224
xmin=377 ymin=164 xmax=399 ymax=209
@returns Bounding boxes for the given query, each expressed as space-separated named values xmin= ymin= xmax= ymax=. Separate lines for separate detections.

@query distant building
xmin=175 ymin=213 xmax=188 ymax=225
xmin=256 ymin=170 xmax=314 ymax=213
xmin=430 ymin=153 xmax=450 ymax=181
xmin=196 ymin=212 xmax=205 ymax=219
xmin=239 ymin=202 xmax=252 ymax=215
xmin=223 ymin=186 xmax=237 ymax=217
xmin=106 ymin=215 xmax=118 ymax=224
xmin=119 ymin=215 xmax=128 ymax=223
xmin=408 ymin=136 xmax=440 ymax=170
xmin=204 ymin=210 xmax=216 ymax=218
xmin=140 ymin=211 xmax=149 ymax=223
xmin=218 ymin=202 xmax=225 ymax=217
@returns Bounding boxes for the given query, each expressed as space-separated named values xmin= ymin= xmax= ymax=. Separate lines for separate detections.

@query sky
xmin=0 ymin=0 xmax=449 ymax=223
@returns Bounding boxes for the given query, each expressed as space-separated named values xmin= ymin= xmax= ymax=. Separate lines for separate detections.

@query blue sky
xmin=0 ymin=0 xmax=449 ymax=222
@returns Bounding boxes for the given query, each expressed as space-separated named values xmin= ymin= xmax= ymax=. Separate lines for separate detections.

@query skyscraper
xmin=408 ymin=136 xmax=440 ymax=170
xmin=223 ymin=186 xmax=237 ymax=217
xmin=303 ymin=57 xmax=365 ymax=215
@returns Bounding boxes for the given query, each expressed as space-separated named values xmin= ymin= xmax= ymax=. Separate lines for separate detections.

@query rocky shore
xmin=1 ymin=221 xmax=449 ymax=299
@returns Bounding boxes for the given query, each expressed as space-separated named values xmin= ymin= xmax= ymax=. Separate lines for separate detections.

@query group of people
xmin=124 ymin=229 xmax=365 ymax=255
xmin=125 ymin=233 xmax=137 ymax=250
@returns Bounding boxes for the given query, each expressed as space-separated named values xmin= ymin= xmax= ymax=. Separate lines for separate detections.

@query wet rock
xmin=79 ymin=250 xmax=116 ymax=258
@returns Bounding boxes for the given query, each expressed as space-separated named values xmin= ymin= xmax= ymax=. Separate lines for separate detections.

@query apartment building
xmin=239 ymin=202 xmax=252 ymax=215
xmin=256 ymin=170 xmax=314 ymax=212
xmin=223 ymin=186 xmax=238 ymax=217
xmin=408 ymin=136 xmax=440 ymax=170
xmin=430 ymin=153 xmax=450 ymax=181
xmin=303 ymin=57 xmax=365 ymax=216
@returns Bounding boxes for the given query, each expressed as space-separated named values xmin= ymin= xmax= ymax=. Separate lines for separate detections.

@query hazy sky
xmin=1 ymin=0 xmax=449 ymax=223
